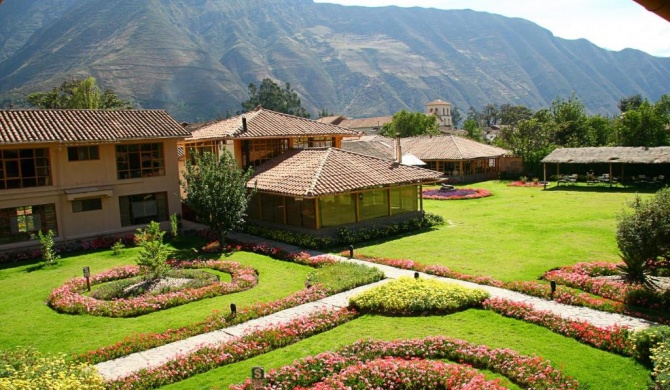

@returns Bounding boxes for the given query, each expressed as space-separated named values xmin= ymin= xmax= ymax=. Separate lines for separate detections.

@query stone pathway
xmin=94 ymin=233 xmax=658 ymax=381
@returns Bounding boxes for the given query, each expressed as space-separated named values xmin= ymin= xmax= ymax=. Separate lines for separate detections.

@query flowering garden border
xmin=47 ymin=260 xmax=258 ymax=318
xmin=345 ymin=252 xmax=670 ymax=325
xmin=542 ymin=262 xmax=670 ymax=313
xmin=105 ymin=308 xmax=358 ymax=390
xmin=422 ymin=187 xmax=492 ymax=200
xmin=231 ymin=336 xmax=578 ymax=390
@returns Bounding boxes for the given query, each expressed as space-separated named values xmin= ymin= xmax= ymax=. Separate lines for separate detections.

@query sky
xmin=314 ymin=0 xmax=670 ymax=57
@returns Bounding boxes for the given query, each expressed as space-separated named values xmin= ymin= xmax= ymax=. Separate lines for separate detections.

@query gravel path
xmin=94 ymin=233 xmax=659 ymax=381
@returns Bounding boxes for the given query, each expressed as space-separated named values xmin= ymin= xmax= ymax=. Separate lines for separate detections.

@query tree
xmin=499 ymin=104 xmax=533 ymax=126
xmin=480 ymin=103 xmax=500 ymax=127
xmin=317 ymin=108 xmax=335 ymax=118
xmin=134 ymin=221 xmax=170 ymax=281
xmin=462 ymin=118 xmax=483 ymax=142
xmin=615 ymin=99 xmax=668 ymax=147
xmin=379 ymin=110 xmax=440 ymax=138
xmin=496 ymin=114 xmax=556 ymax=175
xmin=26 ymin=77 xmax=132 ymax=109
xmin=549 ymin=95 xmax=588 ymax=147
xmin=180 ymin=150 xmax=256 ymax=246
xmin=584 ymin=115 xmax=614 ymax=146
xmin=451 ymin=106 xmax=463 ymax=128
xmin=241 ymin=78 xmax=310 ymax=118
xmin=618 ymin=94 xmax=644 ymax=113
xmin=616 ymin=189 xmax=670 ymax=288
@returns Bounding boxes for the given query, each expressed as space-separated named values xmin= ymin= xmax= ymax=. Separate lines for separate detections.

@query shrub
xmin=631 ymin=326 xmax=670 ymax=367
xmin=651 ymin=341 xmax=670 ymax=390
xmin=243 ymin=213 xmax=444 ymax=249
xmin=306 ymin=262 xmax=384 ymax=293
xmin=349 ymin=276 xmax=489 ymax=315
xmin=37 ymin=229 xmax=59 ymax=265
xmin=616 ymin=189 xmax=670 ymax=288
xmin=134 ymin=221 xmax=170 ymax=280
xmin=111 ymin=240 xmax=125 ymax=256
xmin=0 ymin=347 xmax=104 ymax=389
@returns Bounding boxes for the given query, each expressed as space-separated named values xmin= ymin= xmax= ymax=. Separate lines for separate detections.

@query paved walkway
xmin=95 ymin=233 xmax=658 ymax=381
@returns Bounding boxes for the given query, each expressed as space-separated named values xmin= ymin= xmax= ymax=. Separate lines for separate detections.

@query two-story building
xmin=182 ymin=108 xmax=442 ymax=235
xmin=0 ymin=109 xmax=190 ymax=251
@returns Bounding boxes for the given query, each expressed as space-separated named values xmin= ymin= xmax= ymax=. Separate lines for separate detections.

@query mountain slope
xmin=0 ymin=0 xmax=668 ymax=122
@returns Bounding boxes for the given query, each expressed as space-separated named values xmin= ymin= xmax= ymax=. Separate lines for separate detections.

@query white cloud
xmin=314 ymin=0 xmax=670 ymax=57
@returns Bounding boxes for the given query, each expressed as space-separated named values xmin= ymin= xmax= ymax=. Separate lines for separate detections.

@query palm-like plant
xmin=617 ymin=247 xmax=658 ymax=290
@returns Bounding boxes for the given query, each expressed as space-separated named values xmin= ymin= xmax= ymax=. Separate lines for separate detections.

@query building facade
xmin=0 ymin=110 xmax=189 ymax=251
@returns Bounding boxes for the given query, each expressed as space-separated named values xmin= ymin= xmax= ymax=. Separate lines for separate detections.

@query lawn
xmin=163 ymin=311 xmax=649 ymax=390
xmin=354 ymin=180 xmax=648 ymax=281
xmin=0 ymin=238 xmax=313 ymax=355
xmin=0 ymin=180 xmax=656 ymax=389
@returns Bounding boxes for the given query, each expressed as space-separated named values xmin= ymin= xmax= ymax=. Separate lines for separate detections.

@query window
xmin=0 ymin=204 xmax=58 ymax=244
xmin=0 ymin=148 xmax=51 ymax=190
xmin=359 ymin=189 xmax=389 ymax=221
xmin=319 ymin=193 xmax=356 ymax=227
xmin=119 ymin=192 xmax=168 ymax=226
xmin=116 ymin=143 xmax=165 ymax=180
xmin=72 ymin=198 xmax=102 ymax=213
xmin=184 ymin=141 xmax=216 ymax=163
xmin=68 ymin=146 xmax=99 ymax=161
xmin=242 ymin=139 xmax=288 ymax=168
xmin=293 ymin=137 xmax=334 ymax=149
xmin=391 ymin=186 xmax=418 ymax=215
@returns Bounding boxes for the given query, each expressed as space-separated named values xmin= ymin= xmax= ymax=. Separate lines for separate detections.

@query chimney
xmin=242 ymin=116 xmax=247 ymax=132
xmin=395 ymin=136 xmax=402 ymax=163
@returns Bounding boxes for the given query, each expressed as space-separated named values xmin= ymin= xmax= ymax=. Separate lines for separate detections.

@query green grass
xmin=305 ymin=262 xmax=384 ymax=292
xmin=161 ymin=310 xmax=649 ymax=390
xmin=355 ymin=181 xmax=648 ymax=281
xmin=0 ymin=239 xmax=313 ymax=356
xmin=0 ymin=181 xmax=657 ymax=389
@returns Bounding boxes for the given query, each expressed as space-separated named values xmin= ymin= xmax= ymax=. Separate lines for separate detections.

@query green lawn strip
xmin=0 ymin=247 xmax=312 ymax=356
xmin=355 ymin=181 xmax=645 ymax=281
xmin=161 ymin=310 xmax=649 ymax=390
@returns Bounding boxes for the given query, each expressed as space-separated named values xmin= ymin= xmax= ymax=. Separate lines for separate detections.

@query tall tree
xmin=549 ymin=95 xmax=588 ymax=147
xmin=618 ymin=94 xmax=644 ymax=113
xmin=26 ymin=77 xmax=131 ymax=109
xmin=451 ymin=106 xmax=463 ymax=129
xmin=180 ymin=150 xmax=256 ymax=246
xmin=241 ymin=78 xmax=310 ymax=118
xmin=463 ymin=118 xmax=484 ymax=142
xmin=480 ymin=103 xmax=500 ymax=127
xmin=379 ymin=110 xmax=440 ymax=138
xmin=615 ymin=99 xmax=668 ymax=147
xmin=499 ymin=104 xmax=533 ymax=126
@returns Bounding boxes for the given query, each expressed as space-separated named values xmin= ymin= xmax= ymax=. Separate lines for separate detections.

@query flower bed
xmin=543 ymin=262 xmax=670 ymax=314
xmin=105 ymin=308 xmax=358 ymax=390
xmin=231 ymin=336 xmax=578 ymax=390
xmin=47 ymin=260 xmax=258 ymax=317
xmin=422 ymin=188 xmax=492 ymax=200
xmin=508 ymin=180 xmax=546 ymax=187
xmin=484 ymin=298 xmax=634 ymax=356
xmin=349 ymin=276 xmax=489 ymax=315
xmin=346 ymin=253 xmax=670 ymax=324
xmin=77 ymin=286 xmax=330 ymax=364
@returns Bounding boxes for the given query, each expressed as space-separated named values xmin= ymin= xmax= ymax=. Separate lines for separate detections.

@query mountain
xmin=1 ymin=0 xmax=669 ymax=122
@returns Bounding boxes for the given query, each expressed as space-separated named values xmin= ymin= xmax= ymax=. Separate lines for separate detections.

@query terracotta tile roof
xmin=315 ymin=115 xmax=346 ymax=125
xmin=342 ymin=134 xmax=510 ymax=161
xmin=402 ymin=135 xmax=510 ymax=160
xmin=340 ymin=135 xmax=395 ymax=160
xmin=248 ymin=147 xmax=442 ymax=197
xmin=187 ymin=109 xmax=359 ymax=140
xmin=0 ymin=109 xmax=189 ymax=144
xmin=426 ymin=99 xmax=451 ymax=106
xmin=338 ymin=116 xmax=394 ymax=129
